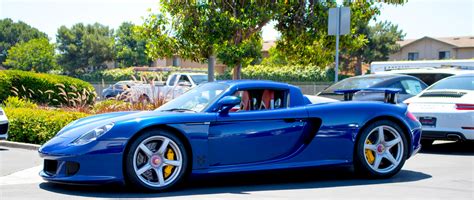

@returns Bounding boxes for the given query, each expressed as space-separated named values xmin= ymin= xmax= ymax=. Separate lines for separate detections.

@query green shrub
xmin=217 ymin=64 xmax=349 ymax=82
xmin=4 ymin=107 xmax=89 ymax=144
xmin=2 ymin=96 xmax=37 ymax=109
xmin=78 ymin=67 xmax=208 ymax=83
xmin=79 ymin=67 xmax=171 ymax=82
xmin=0 ymin=70 xmax=96 ymax=106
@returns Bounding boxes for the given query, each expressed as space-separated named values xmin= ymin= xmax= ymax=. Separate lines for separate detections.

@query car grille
xmin=43 ymin=160 xmax=80 ymax=177
xmin=44 ymin=160 xmax=58 ymax=176
xmin=420 ymin=91 xmax=466 ymax=98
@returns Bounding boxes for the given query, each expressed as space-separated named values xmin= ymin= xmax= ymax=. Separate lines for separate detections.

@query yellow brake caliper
xmin=163 ymin=148 xmax=175 ymax=179
xmin=365 ymin=140 xmax=375 ymax=164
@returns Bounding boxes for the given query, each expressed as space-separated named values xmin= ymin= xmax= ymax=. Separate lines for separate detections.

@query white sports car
xmin=404 ymin=73 xmax=474 ymax=146
xmin=0 ymin=107 xmax=8 ymax=140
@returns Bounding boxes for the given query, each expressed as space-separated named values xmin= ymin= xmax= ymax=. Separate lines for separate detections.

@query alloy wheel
xmin=132 ymin=136 xmax=183 ymax=188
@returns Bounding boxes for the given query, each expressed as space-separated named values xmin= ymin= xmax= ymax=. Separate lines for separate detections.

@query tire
xmin=125 ymin=130 xmax=188 ymax=192
xmin=354 ymin=120 xmax=408 ymax=178
xmin=420 ymin=139 xmax=434 ymax=147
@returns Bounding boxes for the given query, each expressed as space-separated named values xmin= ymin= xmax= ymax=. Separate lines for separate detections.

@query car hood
xmin=56 ymin=110 xmax=193 ymax=139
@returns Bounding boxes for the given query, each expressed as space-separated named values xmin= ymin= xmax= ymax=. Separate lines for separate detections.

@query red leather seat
xmin=260 ymin=90 xmax=275 ymax=110
xmin=240 ymin=91 xmax=251 ymax=111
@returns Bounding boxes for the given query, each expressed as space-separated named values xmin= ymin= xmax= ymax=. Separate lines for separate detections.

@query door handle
xmin=284 ymin=118 xmax=297 ymax=123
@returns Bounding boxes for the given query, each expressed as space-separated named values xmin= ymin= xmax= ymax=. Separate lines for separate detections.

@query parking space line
xmin=0 ymin=165 xmax=44 ymax=186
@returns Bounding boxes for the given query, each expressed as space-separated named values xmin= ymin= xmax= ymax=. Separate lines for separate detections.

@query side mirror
xmin=217 ymin=96 xmax=241 ymax=115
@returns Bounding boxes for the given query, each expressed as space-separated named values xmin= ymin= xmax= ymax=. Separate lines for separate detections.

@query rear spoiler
xmin=334 ymin=88 xmax=401 ymax=104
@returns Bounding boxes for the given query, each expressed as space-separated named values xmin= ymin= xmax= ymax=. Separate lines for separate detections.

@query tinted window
xmin=429 ymin=76 xmax=474 ymax=91
xmin=404 ymin=73 xmax=452 ymax=85
xmin=322 ymin=76 xmax=392 ymax=93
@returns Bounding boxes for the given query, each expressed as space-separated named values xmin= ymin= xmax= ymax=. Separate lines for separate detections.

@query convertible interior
xmin=231 ymin=89 xmax=287 ymax=112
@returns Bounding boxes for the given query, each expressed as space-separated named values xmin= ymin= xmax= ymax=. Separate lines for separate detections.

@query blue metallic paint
xmin=38 ymin=80 xmax=422 ymax=184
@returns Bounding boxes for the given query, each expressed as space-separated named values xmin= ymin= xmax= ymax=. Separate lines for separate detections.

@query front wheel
xmin=354 ymin=120 xmax=408 ymax=178
xmin=125 ymin=130 xmax=188 ymax=191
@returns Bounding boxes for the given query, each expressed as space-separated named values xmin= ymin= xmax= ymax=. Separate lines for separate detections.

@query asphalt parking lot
xmin=0 ymin=141 xmax=472 ymax=200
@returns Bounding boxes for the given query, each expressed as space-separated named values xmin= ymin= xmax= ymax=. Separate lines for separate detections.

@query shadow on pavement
xmin=39 ymin=166 xmax=431 ymax=198
xmin=420 ymin=141 xmax=474 ymax=156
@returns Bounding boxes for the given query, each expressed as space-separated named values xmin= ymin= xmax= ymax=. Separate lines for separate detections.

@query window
xmin=429 ymin=76 xmax=474 ymax=91
xmin=400 ymin=80 xmax=425 ymax=95
xmin=177 ymin=75 xmax=191 ymax=86
xmin=405 ymin=73 xmax=453 ymax=86
xmin=439 ymin=51 xmax=451 ymax=59
xmin=389 ymin=82 xmax=406 ymax=94
xmin=190 ymin=75 xmax=208 ymax=85
xmin=156 ymin=83 xmax=228 ymax=112
xmin=168 ymin=75 xmax=177 ymax=86
xmin=407 ymin=52 xmax=419 ymax=60
xmin=231 ymin=89 xmax=288 ymax=112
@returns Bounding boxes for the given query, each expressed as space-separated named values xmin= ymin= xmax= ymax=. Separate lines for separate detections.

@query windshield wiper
xmin=161 ymin=108 xmax=197 ymax=113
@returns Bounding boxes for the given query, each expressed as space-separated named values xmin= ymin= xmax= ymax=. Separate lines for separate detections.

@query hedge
xmin=217 ymin=64 xmax=346 ymax=82
xmin=0 ymin=70 xmax=96 ymax=105
xmin=78 ymin=67 xmax=207 ymax=83
xmin=4 ymin=107 xmax=89 ymax=144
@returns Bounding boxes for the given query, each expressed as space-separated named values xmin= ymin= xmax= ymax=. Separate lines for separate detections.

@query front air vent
xmin=420 ymin=91 xmax=466 ymax=98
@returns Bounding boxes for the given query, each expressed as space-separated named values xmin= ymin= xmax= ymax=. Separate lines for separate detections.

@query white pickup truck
xmin=129 ymin=73 xmax=208 ymax=102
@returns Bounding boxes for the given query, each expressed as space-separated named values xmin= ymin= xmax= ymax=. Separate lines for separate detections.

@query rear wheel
xmin=125 ymin=130 xmax=188 ymax=191
xmin=354 ymin=120 xmax=408 ymax=178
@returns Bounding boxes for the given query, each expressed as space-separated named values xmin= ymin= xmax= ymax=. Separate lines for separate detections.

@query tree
xmin=261 ymin=46 xmax=288 ymax=66
xmin=213 ymin=2 xmax=279 ymax=79
xmin=274 ymin=1 xmax=374 ymax=68
xmin=114 ymin=22 xmax=151 ymax=67
xmin=349 ymin=21 xmax=405 ymax=74
xmin=3 ymin=38 xmax=59 ymax=72
xmin=0 ymin=18 xmax=47 ymax=64
xmin=56 ymin=23 xmax=114 ymax=75
xmin=273 ymin=1 xmax=406 ymax=75
xmin=139 ymin=1 xmax=280 ymax=80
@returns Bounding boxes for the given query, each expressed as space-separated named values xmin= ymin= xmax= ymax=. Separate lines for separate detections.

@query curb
xmin=0 ymin=141 xmax=40 ymax=151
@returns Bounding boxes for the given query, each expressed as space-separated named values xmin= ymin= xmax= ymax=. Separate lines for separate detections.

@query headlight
xmin=71 ymin=123 xmax=114 ymax=145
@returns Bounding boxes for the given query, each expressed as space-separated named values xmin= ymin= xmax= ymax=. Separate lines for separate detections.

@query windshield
xmin=190 ymin=75 xmax=208 ymax=85
xmin=321 ymin=76 xmax=391 ymax=94
xmin=156 ymin=83 xmax=228 ymax=112
xmin=428 ymin=75 xmax=474 ymax=90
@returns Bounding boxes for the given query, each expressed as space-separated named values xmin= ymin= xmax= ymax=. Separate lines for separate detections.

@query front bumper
xmin=38 ymin=138 xmax=127 ymax=184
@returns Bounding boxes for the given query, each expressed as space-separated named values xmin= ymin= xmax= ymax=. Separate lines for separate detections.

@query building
xmin=389 ymin=36 xmax=474 ymax=61
xmin=262 ymin=40 xmax=276 ymax=57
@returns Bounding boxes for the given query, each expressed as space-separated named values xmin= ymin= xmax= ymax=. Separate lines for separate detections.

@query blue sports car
xmin=39 ymin=80 xmax=422 ymax=191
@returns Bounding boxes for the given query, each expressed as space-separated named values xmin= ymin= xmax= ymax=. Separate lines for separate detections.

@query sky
xmin=1 ymin=0 xmax=473 ymax=42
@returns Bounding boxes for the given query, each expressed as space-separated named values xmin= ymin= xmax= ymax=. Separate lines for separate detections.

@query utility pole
xmin=328 ymin=7 xmax=350 ymax=83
